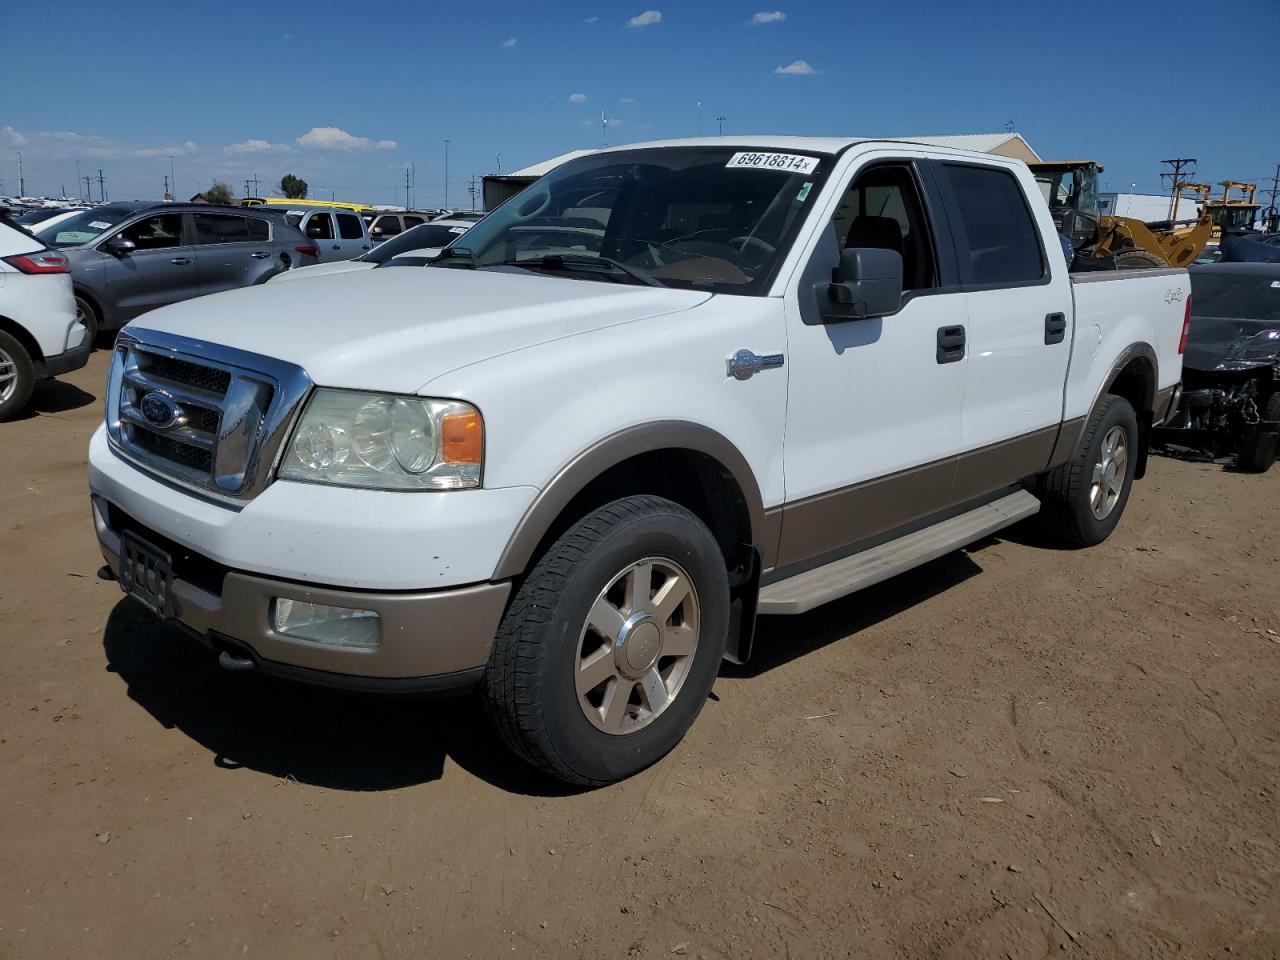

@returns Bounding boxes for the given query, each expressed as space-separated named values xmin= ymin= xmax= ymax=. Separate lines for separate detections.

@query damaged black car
xmin=1155 ymin=262 xmax=1280 ymax=471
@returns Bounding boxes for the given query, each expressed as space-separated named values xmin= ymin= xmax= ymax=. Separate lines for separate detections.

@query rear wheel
xmin=0 ymin=330 xmax=36 ymax=421
xmin=1039 ymin=394 xmax=1139 ymax=546
xmin=1237 ymin=391 xmax=1280 ymax=473
xmin=482 ymin=495 xmax=730 ymax=786
xmin=1114 ymin=248 xmax=1167 ymax=270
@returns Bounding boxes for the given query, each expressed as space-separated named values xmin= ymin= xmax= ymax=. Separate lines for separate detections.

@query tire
xmin=482 ymin=495 xmax=730 ymax=786
xmin=1038 ymin=394 xmax=1140 ymax=547
xmin=74 ymin=294 xmax=101 ymax=347
xmin=1236 ymin=391 xmax=1280 ymax=473
xmin=1114 ymin=248 xmax=1167 ymax=270
xmin=0 ymin=330 xmax=36 ymax=422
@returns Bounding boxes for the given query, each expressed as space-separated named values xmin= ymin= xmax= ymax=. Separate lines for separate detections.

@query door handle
xmin=169 ymin=257 xmax=192 ymax=265
xmin=1044 ymin=312 xmax=1067 ymax=345
xmin=726 ymin=349 xmax=785 ymax=381
xmin=936 ymin=325 xmax=965 ymax=364
xmin=331 ymin=244 xmax=341 ymax=250
xmin=250 ymin=251 xmax=270 ymax=259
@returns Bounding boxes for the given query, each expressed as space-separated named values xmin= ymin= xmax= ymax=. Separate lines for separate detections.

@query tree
xmin=280 ymin=174 xmax=309 ymax=199
xmin=204 ymin=181 xmax=235 ymax=205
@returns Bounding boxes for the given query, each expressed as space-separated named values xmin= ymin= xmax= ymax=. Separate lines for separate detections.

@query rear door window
xmin=403 ymin=215 xmax=425 ymax=228
xmin=194 ymin=213 xmax=251 ymax=245
xmin=336 ymin=213 xmax=364 ymax=240
xmin=120 ymin=214 xmax=184 ymax=250
xmin=942 ymin=164 xmax=1045 ymax=286
xmin=305 ymin=213 xmax=335 ymax=240
xmin=245 ymin=217 xmax=270 ymax=241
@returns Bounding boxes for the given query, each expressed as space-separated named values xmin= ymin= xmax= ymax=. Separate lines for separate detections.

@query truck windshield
xmin=437 ymin=146 xmax=832 ymax=294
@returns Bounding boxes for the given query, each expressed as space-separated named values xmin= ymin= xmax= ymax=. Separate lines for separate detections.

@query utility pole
xmin=496 ymin=153 xmax=501 ymax=174
xmin=163 ymin=174 xmax=170 ymax=200
xmin=601 ymin=110 xmax=609 ymax=148
xmin=715 ymin=115 xmax=727 ymax=136
xmin=243 ymin=178 xmax=253 ymax=198
xmin=169 ymin=155 xmax=176 ymax=200
xmin=16 ymin=151 xmax=25 ymax=196
xmin=1262 ymin=163 xmax=1280 ymax=233
xmin=410 ymin=162 xmax=416 ymax=209
xmin=96 ymin=169 xmax=106 ymax=203
xmin=404 ymin=165 xmax=412 ymax=210
xmin=443 ymin=139 xmax=450 ymax=210
xmin=83 ymin=174 xmax=93 ymax=202
xmin=696 ymin=100 xmax=702 ymax=137
xmin=76 ymin=159 xmax=82 ymax=200
xmin=1160 ymin=157 xmax=1197 ymax=220
xmin=468 ymin=175 xmax=478 ymax=212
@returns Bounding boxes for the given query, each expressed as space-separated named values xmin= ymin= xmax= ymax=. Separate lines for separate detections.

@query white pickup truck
xmin=89 ymin=137 xmax=1189 ymax=785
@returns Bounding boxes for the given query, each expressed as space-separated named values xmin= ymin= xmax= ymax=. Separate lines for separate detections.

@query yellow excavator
xmin=1029 ymin=161 xmax=1215 ymax=269
xmin=1184 ymin=180 xmax=1261 ymax=242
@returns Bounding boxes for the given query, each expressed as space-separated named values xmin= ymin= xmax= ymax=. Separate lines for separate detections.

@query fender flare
xmin=491 ymin=421 xmax=770 ymax=580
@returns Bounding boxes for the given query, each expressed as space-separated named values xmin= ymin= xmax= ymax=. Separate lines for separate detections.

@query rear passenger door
xmin=334 ymin=212 xmax=371 ymax=259
xmin=193 ymin=212 xmax=277 ymax=294
xmin=779 ymin=156 xmax=968 ymax=570
xmin=931 ymin=161 xmax=1073 ymax=500
xmin=369 ymin=213 xmax=402 ymax=245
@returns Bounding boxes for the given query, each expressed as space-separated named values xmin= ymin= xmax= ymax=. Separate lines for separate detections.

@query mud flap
xmin=723 ymin=546 xmax=761 ymax=665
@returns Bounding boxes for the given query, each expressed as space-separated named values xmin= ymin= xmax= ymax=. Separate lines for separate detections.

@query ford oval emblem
xmin=139 ymin=391 xmax=184 ymax=430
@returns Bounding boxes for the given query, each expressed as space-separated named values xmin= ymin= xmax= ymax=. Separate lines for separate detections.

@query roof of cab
xmin=589 ymin=134 xmax=1031 ymax=164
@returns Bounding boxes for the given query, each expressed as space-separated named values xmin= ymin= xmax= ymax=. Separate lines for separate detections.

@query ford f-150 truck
xmin=89 ymin=137 xmax=1190 ymax=785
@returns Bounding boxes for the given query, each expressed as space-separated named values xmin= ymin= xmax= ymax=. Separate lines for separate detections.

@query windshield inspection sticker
xmin=796 ymin=182 xmax=813 ymax=202
xmin=449 ymin=226 xmax=467 ymax=234
xmin=726 ymin=152 xmax=820 ymax=174
xmin=88 ymin=221 xmax=111 ymax=230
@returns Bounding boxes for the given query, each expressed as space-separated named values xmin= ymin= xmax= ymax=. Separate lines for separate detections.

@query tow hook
xmin=217 ymin=650 xmax=256 ymax=672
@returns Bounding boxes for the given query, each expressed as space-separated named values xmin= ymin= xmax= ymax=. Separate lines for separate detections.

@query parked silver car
xmin=38 ymin=203 xmax=319 ymax=340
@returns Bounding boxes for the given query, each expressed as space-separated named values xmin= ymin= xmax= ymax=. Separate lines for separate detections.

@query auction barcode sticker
xmin=726 ymin=152 xmax=819 ymax=174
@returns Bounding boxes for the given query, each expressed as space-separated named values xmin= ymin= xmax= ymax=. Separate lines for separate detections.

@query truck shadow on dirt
xmin=101 ymin=546 xmax=990 ymax=796
xmin=100 ymin=600 xmax=582 ymax=797
xmin=13 ymin=379 xmax=96 ymax=420
xmin=725 ymin=548 xmax=985 ymax=678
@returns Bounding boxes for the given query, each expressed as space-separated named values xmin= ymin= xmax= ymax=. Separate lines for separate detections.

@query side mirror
xmin=819 ymin=247 xmax=903 ymax=322
xmin=104 ymin=236 xmax=137 ymax=256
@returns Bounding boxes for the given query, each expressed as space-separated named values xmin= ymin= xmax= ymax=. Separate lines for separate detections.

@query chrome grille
xmin=106 ymin=329 xmax=313 ymax=501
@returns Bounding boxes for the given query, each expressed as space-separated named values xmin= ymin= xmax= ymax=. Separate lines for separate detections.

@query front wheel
xmin=1038 ymin=394 xmax=1139 ymax=547
xmin=74 ymin=295 xmax=100 ymax=347
xmin=482 ymin=495 xmax=730 ymax=786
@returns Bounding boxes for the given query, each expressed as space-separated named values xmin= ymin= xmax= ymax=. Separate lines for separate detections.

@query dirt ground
xmin=1 ymin=349 xmax=1278 ymax=960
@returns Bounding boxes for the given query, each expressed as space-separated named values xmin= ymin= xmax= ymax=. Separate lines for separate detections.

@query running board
xmin=758 ymin=489 xmax=1040 ymax=616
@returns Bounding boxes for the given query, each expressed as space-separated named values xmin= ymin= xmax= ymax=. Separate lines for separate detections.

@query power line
xmin=1159 ymin=158 xmax=1197 ymax=220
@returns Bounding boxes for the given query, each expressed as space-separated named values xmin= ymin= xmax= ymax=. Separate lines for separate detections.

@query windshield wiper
xmin=428 ymin=246 xmax=476 ymax=269
xmin=494 ymin=253 xmax=664 ymax=287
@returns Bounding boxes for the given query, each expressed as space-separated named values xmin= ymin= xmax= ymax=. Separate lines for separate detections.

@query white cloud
xmin=585 ymin=15 xmax=599 ymax=22
xmin=620 ymin=96 xmax=636 ymax=104
xmin=750 ymin=10 xmax=786 ymax=24
xmin=500 ymin=36 xmax=517 ymax=48
xmin=626 ymin=9 xmax=661 ymax=27
xmin=774 ymin=59 xmax=816 ymax=75
xmin=568 ymin=92 xmax=588 ymax=103
xmin=296 ymin=126 xmax=396 ymax=151
xmin=225 ymin=139 xmax=284 ymax=156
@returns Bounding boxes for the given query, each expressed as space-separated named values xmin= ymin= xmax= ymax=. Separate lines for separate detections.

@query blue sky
xmin=3 ymin=0 xmax=1277 ymax=207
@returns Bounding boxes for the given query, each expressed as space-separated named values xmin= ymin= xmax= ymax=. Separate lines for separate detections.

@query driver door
xmin=101 ymin=212 xmax=198 ymax=321
xmin=778 ymin=156 xmax=968 ymax=570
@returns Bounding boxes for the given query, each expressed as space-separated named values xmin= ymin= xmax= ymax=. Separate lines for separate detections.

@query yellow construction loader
xmin=1184 ymin=180 xmax=1261 ymax=242
xmin=1030 ymin=161 xmax=1214 ymax=269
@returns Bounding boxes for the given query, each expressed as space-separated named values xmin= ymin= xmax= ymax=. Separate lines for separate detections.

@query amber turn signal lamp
xmin=441 ymin=411 xmax=483 ymax=464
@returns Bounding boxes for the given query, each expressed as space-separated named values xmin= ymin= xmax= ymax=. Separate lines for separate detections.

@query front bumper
xmin=93 ymin=494 xmax=511 ymax=691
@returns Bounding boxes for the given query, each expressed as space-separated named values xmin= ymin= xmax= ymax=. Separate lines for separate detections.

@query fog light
xmin=272 ymin=598 xmax=380 ymax=649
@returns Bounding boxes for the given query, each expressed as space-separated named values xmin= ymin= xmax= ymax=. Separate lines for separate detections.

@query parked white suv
xmin=89 ymin=137 xmax=1188 ymax=784
xmin=0 ymin=220 xmax=89 ymax=420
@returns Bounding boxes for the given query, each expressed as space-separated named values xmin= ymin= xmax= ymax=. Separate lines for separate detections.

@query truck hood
xmin=128 ymin=266 xmax=711 ymax=393
xmin=266 ymin=260 xmax=375 ymax=284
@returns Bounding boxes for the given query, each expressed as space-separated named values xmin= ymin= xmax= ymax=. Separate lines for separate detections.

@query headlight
xmin=279 ymin=389 xmax=482 ymax=490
